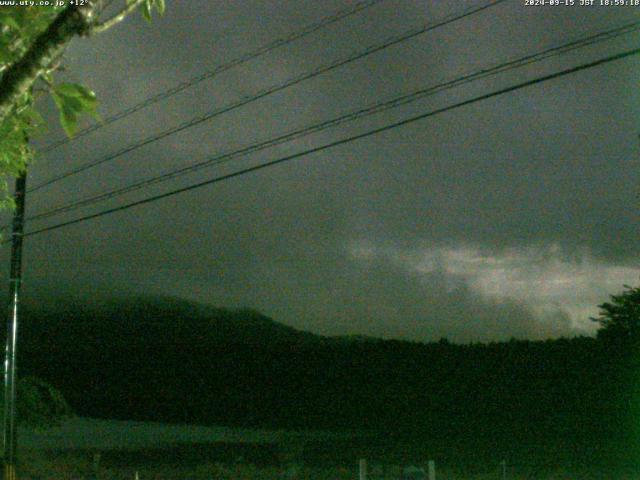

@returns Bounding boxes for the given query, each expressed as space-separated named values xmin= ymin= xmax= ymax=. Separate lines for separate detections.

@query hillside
xmin=10 ymin=296 xmax=640 ymax=468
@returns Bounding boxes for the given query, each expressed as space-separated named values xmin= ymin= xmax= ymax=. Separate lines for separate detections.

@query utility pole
xmin=3 ymin=172 xmax=27 ymax=480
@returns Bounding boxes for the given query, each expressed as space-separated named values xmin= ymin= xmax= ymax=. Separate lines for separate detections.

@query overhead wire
xmin=18 ymin=46 xmax=640 ymax=240
xmin=29 ymin=0 xmax=508 ymax=193
xmin=39 ymin=0 xmax=387 ymax=153
xmin=20 ymin=18 xmax=640 ymax=225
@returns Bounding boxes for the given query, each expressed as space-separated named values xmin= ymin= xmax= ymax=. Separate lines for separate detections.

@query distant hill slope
xmin=23 ymin=295 xmax=322 ymax=349
xmin=18 ymin=295 xmax=336 ymax=426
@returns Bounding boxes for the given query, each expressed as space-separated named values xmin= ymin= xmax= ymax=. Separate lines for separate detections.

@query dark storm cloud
xmin=4 ymin=0 xmax=639 ymax=341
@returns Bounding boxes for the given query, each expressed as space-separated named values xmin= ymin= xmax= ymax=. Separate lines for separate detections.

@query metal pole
xmin=358 ymin=458 xmax=367 ymax=480
xmin=3 ymin=172 xmax=27 ymax=480
xmin=427 ymin=460 xmax=435 ymax=480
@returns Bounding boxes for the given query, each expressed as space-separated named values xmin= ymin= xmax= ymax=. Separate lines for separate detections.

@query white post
xmin=359 ymin=458 xmax=367 ymax=480
xmin=500 ymin=460 xmax=507 ymax=480
xmin=427 ymin=460 xmax=435 ymax=480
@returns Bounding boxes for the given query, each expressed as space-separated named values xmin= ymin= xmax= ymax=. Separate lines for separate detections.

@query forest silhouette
xmin=8 ymin=287 xmax=639 ymax=471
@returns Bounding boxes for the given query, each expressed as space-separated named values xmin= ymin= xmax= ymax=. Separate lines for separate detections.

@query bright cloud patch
xmin=348 ymin=241 xmax=640 ymax=336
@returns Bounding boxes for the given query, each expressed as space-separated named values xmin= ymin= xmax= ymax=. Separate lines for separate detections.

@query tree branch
xmin=0 ymin=3 xmax=101 ymax=125
xmin=89 ymin=0 xmax=146 ymax=34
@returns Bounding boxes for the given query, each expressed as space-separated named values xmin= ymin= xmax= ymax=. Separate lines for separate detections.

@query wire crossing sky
xmin=20 ymin=18 xmax=640 ymax=226
xmin=39 ymin=0 xmax=387 ymax=154
xmin=29 ymin=0 xmax=507 ymax=193
xmin=21 ymin=46 xmax=640 ymax=237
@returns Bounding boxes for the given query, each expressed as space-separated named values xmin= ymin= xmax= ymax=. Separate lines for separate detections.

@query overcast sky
xmin=2 ymin=0 xmax=639 ymax=342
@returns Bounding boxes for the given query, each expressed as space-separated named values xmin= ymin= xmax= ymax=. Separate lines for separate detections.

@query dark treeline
xmin=12 ymin=295 xmax=640 ymax=469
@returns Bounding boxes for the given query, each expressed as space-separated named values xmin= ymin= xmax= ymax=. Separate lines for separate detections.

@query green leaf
xmin=22 ymin=106 xmax=44 ymax=129
xmin=51 ymin=91 xmax=79 ymax=137
xmin=0 ymin=14 xmax=20 ymax=31
xmin=155 ymin=0 xmax=165 ymax=15
xmin=41 ymin=70 xmax=54 ymax=86
xmin=59 ymin=104 xmax=79 ymax=137
xmin=141 ymin=0 xmax=152 ymax=22
xmin=52 ymin=83 xmax=100 ymax=133
xmin=54 ymin=82 xmax=97 ymax=107
xmin=0 ymin=51 xmax=11 ymax=66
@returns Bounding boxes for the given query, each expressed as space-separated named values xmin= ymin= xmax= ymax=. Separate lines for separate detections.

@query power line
xmin=21 ymin=19 xmax=640 ymax=225
xmin=19 ymin=45 xmax=640 ymax=240
xmin=39 ymin=0 xmax=386 ymax=154
xmin=29 ymin=0 xmax=508 ymax=193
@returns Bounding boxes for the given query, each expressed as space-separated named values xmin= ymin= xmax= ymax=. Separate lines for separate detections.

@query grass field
xmin=19 ymin=417 xmax=348 ymax=451
xmin=15 ymin=451 xmax=640 ymax=480
xmin=15 ymin=418 xmax=640 ymax=479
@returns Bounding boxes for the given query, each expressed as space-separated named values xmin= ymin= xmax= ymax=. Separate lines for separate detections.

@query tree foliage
xmin=0 ymin=376 xmax=71 ymax=428
xmin=0 ymin=6 xmax=59 ymax=208
xmin=0 ymin=0 xmax=165 ymax=207
xmin=592 ymin=284 xmax=640 ymax=344
xmin=0 ymin=0 xmax=165 ymax=429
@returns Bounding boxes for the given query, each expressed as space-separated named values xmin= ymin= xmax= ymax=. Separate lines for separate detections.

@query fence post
xmin=427 ymin=460 xmax=435 ymax=480
xmin=500 ymin=460 xmax=507 ymax=480
xmin=359 ymin=458 xmax=367 ymax=480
